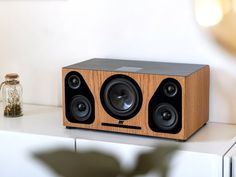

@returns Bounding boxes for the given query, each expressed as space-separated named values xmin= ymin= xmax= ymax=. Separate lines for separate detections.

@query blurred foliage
xmin=35 ymin=144 xmax=179 ymax=177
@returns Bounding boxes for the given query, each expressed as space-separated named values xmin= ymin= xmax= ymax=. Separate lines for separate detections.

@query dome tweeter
xmin=68 ymin=75 xmax=81 ymax=89
xmin=62 ymin=58 xmax=210 ymax=140
xmin=163 ymin=82 xmax=178 ymax=97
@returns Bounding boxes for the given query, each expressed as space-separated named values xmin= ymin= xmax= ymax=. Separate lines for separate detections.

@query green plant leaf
xmin=126 ymin=145 xmax=179 ymax=177
xmin=35 ymin=149 xmax=121 ymax=177
xmin=34 ymin=145 xmax=179 ymax=177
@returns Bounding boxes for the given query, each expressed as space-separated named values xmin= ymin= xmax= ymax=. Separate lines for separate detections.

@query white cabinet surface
xmin=76 ymin=139 xmax=222 ymax=177
xmin=224 ymin=142 xmax=236 ymax=177
xmin=0 ymin=131 xmax=74 ymax=177
xmin=0 ymin=104 xmax=235 ymax=177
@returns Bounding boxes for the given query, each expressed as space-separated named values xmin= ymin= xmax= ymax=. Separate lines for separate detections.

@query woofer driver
xmin=70 ymin=95 xmax=92 ymax=122
xmin=100 ymin=75 xmax=142 ymax=120
xmin=152 ymin=103 xmax=179 ymax=131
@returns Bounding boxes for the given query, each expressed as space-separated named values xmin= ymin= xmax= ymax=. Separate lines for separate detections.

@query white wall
xmin=0 ymin=0 xmax=236 ymax=123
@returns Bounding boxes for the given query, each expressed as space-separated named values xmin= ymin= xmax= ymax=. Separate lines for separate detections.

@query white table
xmin=0 ymin=104 xmax=235 ymax=177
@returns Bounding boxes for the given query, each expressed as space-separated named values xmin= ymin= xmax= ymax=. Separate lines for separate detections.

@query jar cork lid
xmin=5 ymin=73 xmax=19 ymax=79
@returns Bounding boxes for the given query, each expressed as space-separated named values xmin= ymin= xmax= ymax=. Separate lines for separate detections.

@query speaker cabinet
xmin=62 ymin=58 xmax=209 ymax=140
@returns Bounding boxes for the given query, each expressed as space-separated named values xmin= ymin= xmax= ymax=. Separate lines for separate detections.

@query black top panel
xmin=64 ymin=58 xmax=208 ymax=76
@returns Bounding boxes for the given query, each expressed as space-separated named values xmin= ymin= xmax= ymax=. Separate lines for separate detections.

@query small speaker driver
xmin=70 ymin=95 xmax=92 ymax=122
xmin=68 ymin=75 xmax=81 ymax=89
xmin=163 ymin=82 xmax=178 ymax=97
xmin=152 ymin=103 xmax=178 ymax=131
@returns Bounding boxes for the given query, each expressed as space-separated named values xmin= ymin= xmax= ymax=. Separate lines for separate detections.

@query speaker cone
xmin=153 ymin=103 xmax=178 ymax=131
xmin=68 ymin=75 xmax=81 ymax=89
xmin=163 ymin=82 xmax=178 ymax=97
xmin=101 ymin=75 xmax=142 ymax=120
xmin=70 ymin=95 xmax=92 ymax=122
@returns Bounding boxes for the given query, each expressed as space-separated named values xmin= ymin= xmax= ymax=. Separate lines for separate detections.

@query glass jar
xmin=0 ymin=73 xmax=23 ymax=117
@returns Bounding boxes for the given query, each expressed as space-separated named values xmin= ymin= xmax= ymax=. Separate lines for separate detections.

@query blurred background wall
xmin=0 ymin=0 xmax=236 ymax=123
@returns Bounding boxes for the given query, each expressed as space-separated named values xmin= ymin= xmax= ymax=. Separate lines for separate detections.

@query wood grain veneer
xmin=62 ymin=59 xmax=209 ymax=140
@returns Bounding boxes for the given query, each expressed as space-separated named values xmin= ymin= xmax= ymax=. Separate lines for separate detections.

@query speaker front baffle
xmin=62 ymin=58 xmax=209 ymax=140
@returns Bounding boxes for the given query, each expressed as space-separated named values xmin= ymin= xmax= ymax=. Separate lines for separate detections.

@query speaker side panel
xmin=63 ymin=68 xmax=186 ymax=140
xmin=62 ymin=69 xmax=68 ymax=126
xmin=184 ymin=66 xmax=210 ymax=139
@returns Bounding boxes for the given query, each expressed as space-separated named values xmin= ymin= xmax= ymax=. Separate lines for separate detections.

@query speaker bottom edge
xmin=64 ymin=125 xmax=189 ymax=141
xmin=182 ymin=122 xmax=208 ymax=141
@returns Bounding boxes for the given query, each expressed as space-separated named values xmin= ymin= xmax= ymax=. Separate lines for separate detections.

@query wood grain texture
xmin=184 ymin=66 xmax=210 ymax=139
xmin=62 ymin=67 xmax=209 ymax=140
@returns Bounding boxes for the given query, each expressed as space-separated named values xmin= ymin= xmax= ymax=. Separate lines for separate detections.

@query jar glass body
xmin=2 ymin=79 xmax=23 ymax=117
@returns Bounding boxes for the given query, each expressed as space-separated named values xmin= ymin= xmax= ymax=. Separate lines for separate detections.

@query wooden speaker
xmin=62 ymin=58 xmax=209 ymax=140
